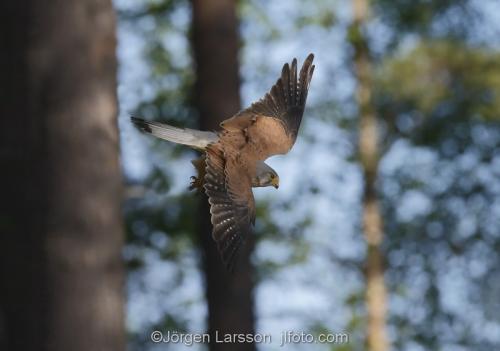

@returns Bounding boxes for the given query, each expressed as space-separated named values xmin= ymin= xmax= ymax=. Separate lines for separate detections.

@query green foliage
xmin=117 ymin=0 xmax=184 ymax=20
xmin=377 ymin=40 xmax=500 ymax=119
xmin=373 ymin=0 xmax=470 ymax=36
xmin=117 ymin=0 xmax=500 ymax=350
xmin=365 ymin=1 xmax=500 ymax=349
xmin=375 ymin=40 xmax=500 ymax=149
xmin=294 ymin=7 xmax=336 ymax=29
xmin=374 ymin=37 xmax=500 ymax=351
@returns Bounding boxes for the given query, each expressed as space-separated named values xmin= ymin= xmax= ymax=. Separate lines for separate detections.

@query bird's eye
xmin=270 ymin=174 xmax=275 ymax=179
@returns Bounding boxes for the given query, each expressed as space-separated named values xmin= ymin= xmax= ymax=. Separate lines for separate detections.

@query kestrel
xmin=132 ymin=54 xmax=315 ymax=269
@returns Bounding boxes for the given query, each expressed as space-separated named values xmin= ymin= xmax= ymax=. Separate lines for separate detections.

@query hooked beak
xmin=271 ymin=177 xmax=280 ymax=189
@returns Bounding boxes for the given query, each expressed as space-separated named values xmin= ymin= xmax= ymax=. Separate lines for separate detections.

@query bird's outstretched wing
xmin=220 ymin=53 xmax=315 ymax=159
xmin=132 ymin=55 xmax=315 ymax=269
xmin=203 ymin=142 xmax=256 ymax=270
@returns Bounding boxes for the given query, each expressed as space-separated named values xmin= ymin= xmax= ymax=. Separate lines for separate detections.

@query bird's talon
xmin=189 ymin=175 xmax=204 ymax=192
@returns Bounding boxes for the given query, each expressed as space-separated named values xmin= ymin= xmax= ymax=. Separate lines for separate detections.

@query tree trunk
xmin=0 ymin=1 xmax=125 ymax=351
xmin=191 ymin=0 xmax=256 ymax=350
xmin=351 ymin=0 xmax=389 ymax=350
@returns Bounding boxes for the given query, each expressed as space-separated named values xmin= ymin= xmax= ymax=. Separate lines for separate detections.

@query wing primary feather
xmin=220 ymin=53 xmax=315 ymax=154
xmin=281 ymin=64 xmax=290 ymax=107
xmin=290 ymin=58 xmax=298 ymax=106
xmin=264 ymin=54 xmax=315 ymax=139
xmin=298 ymin=54 xmax=315 ymax=106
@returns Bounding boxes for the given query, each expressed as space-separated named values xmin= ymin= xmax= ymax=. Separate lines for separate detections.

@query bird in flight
xmin=132 ymin=54 xmax=315 ymax=269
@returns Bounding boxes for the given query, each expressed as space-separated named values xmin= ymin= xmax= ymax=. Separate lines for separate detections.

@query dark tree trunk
xmin=351 ymin=0 xmax=389 ymax=350
xmin=191 ymin=0 xmax=256 ymax=350
xmin=0 ymin=1 xmax=125 ymax=351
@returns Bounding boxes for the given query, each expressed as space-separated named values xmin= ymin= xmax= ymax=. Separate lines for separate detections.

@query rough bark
xmin=0 ymin=1 xmax=125 ymax=351
xmin=191 ymin=0 xmax=256 ymax=350
xmin=351 ymin=0 xmax=389 ymax=350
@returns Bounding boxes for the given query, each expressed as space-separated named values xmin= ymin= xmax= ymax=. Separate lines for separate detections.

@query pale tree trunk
xmin=191 ymin=0 xmax=256 ymax=350
xmin=351 ymin=0 xmax=389 ymax=350
xmin=0 ymin=1 xmax=125 ymax=351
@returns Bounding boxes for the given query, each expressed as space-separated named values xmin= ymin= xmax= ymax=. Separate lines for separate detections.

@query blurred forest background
xmin=1 ymin=0 xmax=500 ymax=351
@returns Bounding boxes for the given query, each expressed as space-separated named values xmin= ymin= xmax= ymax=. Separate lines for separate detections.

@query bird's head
xmin=253 ymin=163 xmax=280 ymax=189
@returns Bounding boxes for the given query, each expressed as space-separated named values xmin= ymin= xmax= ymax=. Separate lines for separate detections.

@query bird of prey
xmin=132 ymin=54 xmax=315 ymax=269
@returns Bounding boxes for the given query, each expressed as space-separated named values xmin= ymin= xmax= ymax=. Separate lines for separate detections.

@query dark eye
xmin=270 ymin=174 xmax=275 ymax=179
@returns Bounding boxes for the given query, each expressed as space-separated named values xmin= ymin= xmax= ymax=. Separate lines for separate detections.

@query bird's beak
xmin=271 ymin=177 xmax=279 ymax=189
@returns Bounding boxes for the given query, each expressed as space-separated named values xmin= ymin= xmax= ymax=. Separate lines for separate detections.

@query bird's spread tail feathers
xmin=131 ymin=117 xmax=218 ymax=150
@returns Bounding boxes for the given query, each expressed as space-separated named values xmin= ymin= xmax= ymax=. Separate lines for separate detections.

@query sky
xmin=115 ymin=2 xmax=364 ymax=348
